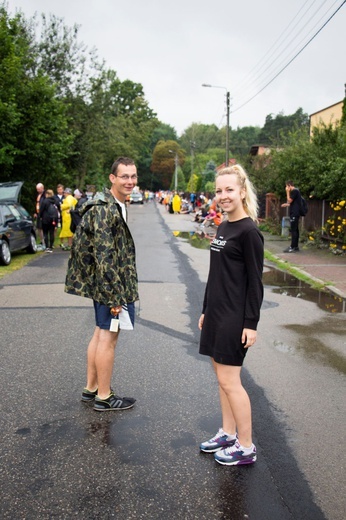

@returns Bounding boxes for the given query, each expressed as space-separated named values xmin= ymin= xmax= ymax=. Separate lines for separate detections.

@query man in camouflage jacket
xmin=65 ymin=157 xmax=139 ymax=411
xmin=65 ymin=191 xmax=138 ymax=307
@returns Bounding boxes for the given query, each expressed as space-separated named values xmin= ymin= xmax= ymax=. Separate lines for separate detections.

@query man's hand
xmin=110 ymin=306 xmax=122 ymax=316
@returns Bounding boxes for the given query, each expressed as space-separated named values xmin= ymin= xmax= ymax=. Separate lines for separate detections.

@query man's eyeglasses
xmin=116 ymin=175 xmax=138 ymax=181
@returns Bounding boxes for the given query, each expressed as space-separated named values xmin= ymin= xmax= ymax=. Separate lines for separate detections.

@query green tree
xmin=0 ymin=6 xmax=72 ymax=208
xmin=186 ymin=173 xmax=200 ymax=193
xmin=199 ymin=160 xmax=216 ymax=192
xmin=341 ymin=98 xmax=346 ymax=127
xmin=169 ymin=166 xmax=186 ymax=192
xmin=35 ymin=15 xmax=158 ymax=191
xmin=258 ymin=108 xmax=309 ymax=145
xmin=229 ymin=125 xmax=261 ymax=157
xmin=150 ymin=122 xmax=177 ymax=148
xmin=36 ymin=13 xmax=94 ymax=99
xmin=151 ymin=140 xmax=185 ymax=189
xmin=262 ymin=124 xmax=346 ymax=201
xmin=179 ymin=123 xmax=222 ymax=155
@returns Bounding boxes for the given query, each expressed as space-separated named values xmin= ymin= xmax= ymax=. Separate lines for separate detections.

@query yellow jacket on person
xmin=172 ymin=194 xmax=181 ymax=213
xmin=59 ymin=194 xmax=77 ymax=238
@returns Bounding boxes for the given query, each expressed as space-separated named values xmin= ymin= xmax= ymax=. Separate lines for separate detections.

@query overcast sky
xmin=6 ymin=0 xmax=346 ymax=135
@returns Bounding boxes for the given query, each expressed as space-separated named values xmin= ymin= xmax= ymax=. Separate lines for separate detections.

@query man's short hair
xmin=57 ymin=184 xmax=64 ymax=189
xmin=111 ymin=157 xmax=135 ymax=176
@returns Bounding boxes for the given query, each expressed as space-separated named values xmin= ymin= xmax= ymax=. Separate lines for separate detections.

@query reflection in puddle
xmin=174 ymin=231 xmax=213 ymax=249
xmin=263 ymin=268 xmax=345 ymax=313
xmin=174 ymin=231 xmax=346 ymax=314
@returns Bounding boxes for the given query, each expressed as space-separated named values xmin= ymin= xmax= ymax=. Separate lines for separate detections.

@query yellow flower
xmin=339 ymin=200 xmax=345 ymax=207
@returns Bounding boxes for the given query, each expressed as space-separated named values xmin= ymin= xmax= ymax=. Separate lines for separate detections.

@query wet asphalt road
xmin=0 ymin=201 xmax=345 ymax=519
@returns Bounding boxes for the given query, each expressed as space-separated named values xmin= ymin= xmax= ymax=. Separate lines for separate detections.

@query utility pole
xmin=169 ymin=149 xmax=179 ymax=192
xmin=190 ymin=140 xmax=196 ymax=178
xmin=226 ymin=91 xmax=230 ymax=166
xmin=202 ymin=83 xmax=230 ymax=167
xmin=174 ymin=153 xmax=178 ymax=192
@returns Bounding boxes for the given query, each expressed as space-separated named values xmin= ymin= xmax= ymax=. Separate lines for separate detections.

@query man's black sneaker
xmin=82 ymin=388 xmax=135 ymax=404
xmin=93 ymin=392 xmax=136 ymax=412
xmin=283 ymin=247 xmax=299 ymax=253
xmin=81 ymin=388 xmax=98 ymax=402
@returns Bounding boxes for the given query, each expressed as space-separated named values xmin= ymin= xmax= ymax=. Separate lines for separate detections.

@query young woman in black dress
xmin=199 ymin=164 xmax=264 ymax=465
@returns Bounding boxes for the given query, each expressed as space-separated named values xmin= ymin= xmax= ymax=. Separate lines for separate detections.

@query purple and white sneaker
xmin=214 ymin=440 xmax=257 ymax=465
xmin=200 ymin=428 xmax=237 ymax=453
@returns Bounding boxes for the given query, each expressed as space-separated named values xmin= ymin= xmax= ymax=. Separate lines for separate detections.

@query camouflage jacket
xmin=65 ymin=189 xmax=139 ymax=307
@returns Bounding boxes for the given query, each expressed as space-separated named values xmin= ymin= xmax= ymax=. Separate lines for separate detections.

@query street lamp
xmin=169 ymin=149 xmax=178 ymax=192
xmin=202 ymin=83 xmax=230 ymax=166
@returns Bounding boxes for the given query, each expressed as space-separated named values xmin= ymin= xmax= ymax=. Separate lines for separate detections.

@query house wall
xmin=310 ymin=101 xmax=343 ymax=136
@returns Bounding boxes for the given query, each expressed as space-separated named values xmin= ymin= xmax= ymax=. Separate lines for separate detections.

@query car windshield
xmin=16 ymin=204 xmax=31 ymax=219
xmin=0 ymin=182 xmax=22 ymax=201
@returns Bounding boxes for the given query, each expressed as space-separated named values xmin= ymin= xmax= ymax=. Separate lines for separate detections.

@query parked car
xmin=129 ymin=190 xmax=143 ymax=204
xmin=0 ymin=182 xmax=37 ymax=265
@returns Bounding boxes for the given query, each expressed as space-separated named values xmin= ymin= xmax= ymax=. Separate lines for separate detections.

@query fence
xmin=264 ymin=194 xmax=346 ymax=234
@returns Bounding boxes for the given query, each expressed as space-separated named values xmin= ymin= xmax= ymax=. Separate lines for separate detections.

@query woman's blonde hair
xmin=216 ymin=164 xmax=259 ymax=221
xmin=46 ymin=189 xmax=54 ymax=197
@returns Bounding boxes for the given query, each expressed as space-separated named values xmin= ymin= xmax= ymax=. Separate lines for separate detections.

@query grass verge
xmin=0 ymin=235 xmax=62 ymax=280
xmin=0 ymin=250 xmax=44 ymax=280
xmin=264 ymin=249 xmax=328 ymax=290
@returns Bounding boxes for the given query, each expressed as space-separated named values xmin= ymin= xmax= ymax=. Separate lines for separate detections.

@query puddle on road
xmin=174 ymin=231 xmax=346 ymax=314
xmin=263 ymin=268 xmax=345 ymax=313
xmin=173 ymin=230 xmax=214 ymax=249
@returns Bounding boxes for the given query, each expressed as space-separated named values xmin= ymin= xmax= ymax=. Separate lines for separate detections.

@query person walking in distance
xmin=39 ymin=189 xmax=59 ymax=252
xmin=65 ymin=157 xmax=139 ymax=411
xmin=34 ymin=183 xmax=46 ymax=249
xmin=199 ymin=164 xmax=264 ymax=466
xmin=281 ymin=180 xmax=301 ymax=253
xmin=54 ymin=184 xmax=65 ymax=230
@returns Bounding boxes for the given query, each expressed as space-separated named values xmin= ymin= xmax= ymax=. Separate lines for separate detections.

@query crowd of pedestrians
xmin=34 ymin=183 xmax=88 ymax=252
xmin=156 ymin=189 xmax=224 ymax=236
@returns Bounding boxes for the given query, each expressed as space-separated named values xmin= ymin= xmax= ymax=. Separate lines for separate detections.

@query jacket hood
xmin=79 ymin=189 xmax=115 ymax=216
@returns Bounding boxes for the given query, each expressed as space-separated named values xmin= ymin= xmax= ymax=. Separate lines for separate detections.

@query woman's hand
xmin=242 ymin=328 xmax=257 ymax=348
xmin=198 ymin=314 xmax=205 ymax=330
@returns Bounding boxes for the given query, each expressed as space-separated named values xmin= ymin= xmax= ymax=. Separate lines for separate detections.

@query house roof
xmin=309 ymin=100 xmax=343 ymax=117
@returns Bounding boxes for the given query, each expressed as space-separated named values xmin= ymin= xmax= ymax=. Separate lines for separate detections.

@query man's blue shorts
xmin=93 ymin=301 xmax=135 ymax=330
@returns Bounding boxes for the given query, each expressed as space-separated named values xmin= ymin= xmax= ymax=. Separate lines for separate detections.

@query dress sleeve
xmin=243 ymin=228 xmax=264 ymax=330
xmin=202 ymin=281 xmax=209 ymax=314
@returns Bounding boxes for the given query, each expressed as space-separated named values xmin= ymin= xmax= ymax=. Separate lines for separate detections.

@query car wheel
xmin=0 ymin=240 xmax=11 ymax=265
xmin=26 ymin=233 xmax=37 ymax=254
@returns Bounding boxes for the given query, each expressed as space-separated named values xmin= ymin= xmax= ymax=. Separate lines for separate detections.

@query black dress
xmin=199 ymin=217 xmax=264 ymax=366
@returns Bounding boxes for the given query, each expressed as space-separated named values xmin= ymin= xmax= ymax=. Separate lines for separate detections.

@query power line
xmin=232 ymin=0 xmax=319 ymax=97
xmin=232 ymin=0 xmax=345 ymax=114
xmin=233 ymin=0 xmax=334 ymax=101
xmin=234 ymin=0 xmax=341 ymax=106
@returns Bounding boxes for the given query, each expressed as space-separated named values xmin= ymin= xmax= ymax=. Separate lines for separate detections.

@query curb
xmin=264 ymin=248 xmax=346 ymax=299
